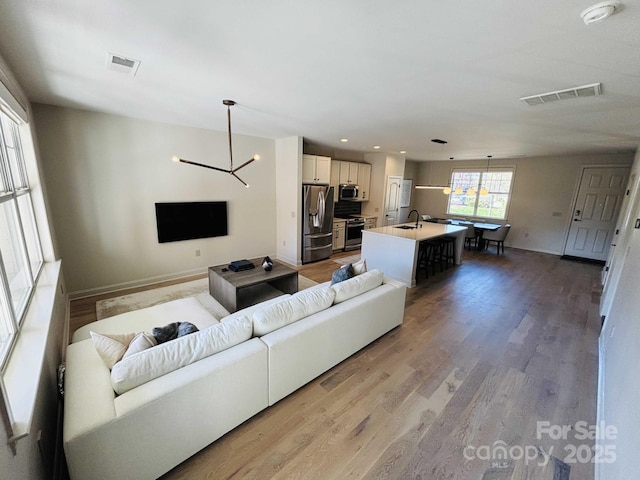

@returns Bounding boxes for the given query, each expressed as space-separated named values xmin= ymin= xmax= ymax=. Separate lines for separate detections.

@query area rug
xmin=96 ymin=274 xmax=319 ymax=320
xmin=333 ymin=253 xmax=361 ymax=266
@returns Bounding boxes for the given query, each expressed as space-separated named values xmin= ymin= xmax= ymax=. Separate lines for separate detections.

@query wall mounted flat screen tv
xmin=155 ymin=201 xmax=228 ymax=243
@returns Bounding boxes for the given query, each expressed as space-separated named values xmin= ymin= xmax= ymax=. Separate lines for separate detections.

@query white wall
xmin=32 ymin=104 xmax=277 ymax=295
xmin=412 ymin=153 xmax=634 ymax=255
xmin=399 ymin=160 xmax=418 ymax=222
xmin=363 ymin=152 xmax=406 ymax=226
xmin=597 ymin=149 xmax=640 ymax=480
xmin=275 ymin=136 xmax=303 ymax=265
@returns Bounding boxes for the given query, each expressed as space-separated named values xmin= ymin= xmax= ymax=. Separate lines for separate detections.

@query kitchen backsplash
xmin=334 ymin=200 xmax=362 ymax=217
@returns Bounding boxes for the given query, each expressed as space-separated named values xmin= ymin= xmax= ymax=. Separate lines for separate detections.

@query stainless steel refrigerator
xmin=302 ymin=184 xmax=335 ymax=264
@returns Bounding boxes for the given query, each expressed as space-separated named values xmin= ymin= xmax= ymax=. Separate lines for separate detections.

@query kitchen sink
xmin=394 ymin=225 xmax=417 ymax=229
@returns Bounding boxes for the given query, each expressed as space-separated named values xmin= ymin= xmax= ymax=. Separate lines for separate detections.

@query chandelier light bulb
xmin=467 ymin=187 xmax=475 ymax=195
xmin=455 ymin=187 xmax=463 ymax=195
xmin=480 ymin=188 xmax=489 ymax=195
xmin=442 ymin=187 xmax=451 ymax=195
xmin=171 ymin=155 xmax=180 ymax=163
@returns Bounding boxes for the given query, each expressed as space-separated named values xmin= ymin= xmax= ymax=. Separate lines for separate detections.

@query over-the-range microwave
xmin=339 ymin=184 xmax=359 ymax=201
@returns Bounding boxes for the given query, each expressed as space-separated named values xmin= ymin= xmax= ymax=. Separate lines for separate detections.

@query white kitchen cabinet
xmin=364 ymin=217 xmax=377 ymax=230
xmin=357 ymin=163 xmax=371 ymax=201
xmin=330 ymin=160 xmax=342 ymax=201
xmin=302 ymin=154 xmax=331 ymax=184
xmin=332 ymin=219 xmax=346 ymax=251
xmin=339 ymin=162 xmax=358 ymax=185
xmin=332 ymin=160 xmax=372 ymax=201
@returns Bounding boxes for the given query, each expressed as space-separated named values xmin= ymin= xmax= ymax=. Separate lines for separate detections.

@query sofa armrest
xmin=63 ymin=340 xmax=117 ymax=442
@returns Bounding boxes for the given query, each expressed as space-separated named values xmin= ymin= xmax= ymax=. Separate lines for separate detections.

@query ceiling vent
xmin=520 ymin=83 xmax=602 ymax=106
xmin=106 ymin=53 xmax=141 ymax=76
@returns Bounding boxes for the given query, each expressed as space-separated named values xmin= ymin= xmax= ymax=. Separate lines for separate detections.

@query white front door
xmin=564 ymin=166 xmax=629 ymax=261
xmin=384 ymin=176 xmax=402 ymax=226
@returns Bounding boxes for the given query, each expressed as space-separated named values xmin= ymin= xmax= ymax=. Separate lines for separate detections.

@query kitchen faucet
xmin=408 ymin=209 xmax=421 ymax=227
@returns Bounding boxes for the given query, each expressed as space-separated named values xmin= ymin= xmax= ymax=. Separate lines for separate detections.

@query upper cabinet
xmin=339 ymin=162 xmax=359 ymax=185
xmin=357 ymin=163 xmax=371 ymax=201
xmin=302 ymin=154 xmax=331 ymax=184
xmin=330 ymin=160 xmax=342 ymax=201
xmin=330 ymin=160 xmax=372 ymax=202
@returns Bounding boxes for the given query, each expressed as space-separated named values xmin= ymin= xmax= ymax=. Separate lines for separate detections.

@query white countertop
xmin=363 ymin=222 xmax=467 ymax=242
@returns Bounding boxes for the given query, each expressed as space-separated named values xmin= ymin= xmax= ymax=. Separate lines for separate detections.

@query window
xmin=447 ymin=168 xmax=515 ymax=220
xmin=0 ymin=109 xmax=43 ymax=366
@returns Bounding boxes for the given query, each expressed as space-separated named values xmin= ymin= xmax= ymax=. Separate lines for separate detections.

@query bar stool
xmin=438 ymin=236 xmax=456 ymax=270
xmin=417 ymin=240 xmax=436 ymax=279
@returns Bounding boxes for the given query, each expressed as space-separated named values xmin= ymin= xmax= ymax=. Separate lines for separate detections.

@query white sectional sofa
xmin=63 ymin=269 xmax=406 ymax=480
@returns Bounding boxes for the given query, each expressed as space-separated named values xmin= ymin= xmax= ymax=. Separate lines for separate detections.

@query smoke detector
xmin=106 ymin=53 xmax=141 ymax=76
xmin=580 ymin=1 xmax=620 ymax=25
xmin=520 ymin=83 xmax=602 ymax=106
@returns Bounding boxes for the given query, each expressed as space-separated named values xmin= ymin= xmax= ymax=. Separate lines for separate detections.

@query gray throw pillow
xmin=331 ymin=263 xmax=355 ymax=285
xmin=152 ymin=321 xmax=199 ymax=344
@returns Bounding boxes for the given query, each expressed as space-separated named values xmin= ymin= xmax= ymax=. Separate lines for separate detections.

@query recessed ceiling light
xmin=580 ymin=1 xmax=620 ymax=25
xmin=373 ymin=145 xmax=381 ymax=149
xmin=400 ymin=150 xmax=407 ymax=154
xmin=340 ymin=138 xmax=349 ymax=143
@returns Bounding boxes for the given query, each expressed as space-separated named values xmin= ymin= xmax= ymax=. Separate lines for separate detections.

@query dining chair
xmin=459 ymin=221 xmax=478 ymax=250
xmin=482 ymin=224 xmax=511 ymax=254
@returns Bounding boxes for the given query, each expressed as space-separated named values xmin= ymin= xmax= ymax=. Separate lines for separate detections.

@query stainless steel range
xmin=344 ymin=216 xmax=365 ymax=251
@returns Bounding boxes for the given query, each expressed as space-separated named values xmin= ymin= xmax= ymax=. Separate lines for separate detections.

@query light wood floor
xmin=68 ymin=248 xmax=602 ymax=479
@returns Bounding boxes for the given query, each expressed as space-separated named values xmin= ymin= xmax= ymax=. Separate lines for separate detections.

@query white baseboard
xmin=68 ymin=267 xmax=207 ymax=300
xmin=275 ymin=254 xmax=300 ymax=267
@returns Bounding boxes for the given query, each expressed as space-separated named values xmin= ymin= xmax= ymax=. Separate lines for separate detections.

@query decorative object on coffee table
xmin=262 ymin=256 xmax=273 ymax=271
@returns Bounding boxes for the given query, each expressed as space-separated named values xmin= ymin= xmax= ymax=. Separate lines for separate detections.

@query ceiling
xmin=1 ymin=0 xmax=639 ymax=161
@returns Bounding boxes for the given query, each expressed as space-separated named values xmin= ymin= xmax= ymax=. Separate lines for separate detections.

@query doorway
xmin=384 ymin=176 xmax=402 ymax=226
xmin=563 ymin=166 xmax=629 ymax=262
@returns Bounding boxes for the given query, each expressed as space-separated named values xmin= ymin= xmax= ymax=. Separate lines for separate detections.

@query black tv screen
xmin=155 ymin=201 xmax=228 ymax=243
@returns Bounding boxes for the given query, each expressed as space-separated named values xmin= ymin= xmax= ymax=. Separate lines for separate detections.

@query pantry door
xmin=384 ymin=176 xmax=402 ymax=226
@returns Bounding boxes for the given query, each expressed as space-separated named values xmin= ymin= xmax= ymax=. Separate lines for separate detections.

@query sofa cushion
xmin=122 ymin=332 xmax=158 ymax=358
xmin=330 ymin=268 xmax=384 ymax=304
xmin=220 ymin=294 xmax=291 ymax=324
xmin=90 ymin=332 xmax=136 ymax=369
xmin=110 ymin=316 xmax=252 ymax=395
xmin=252 ymin=288 xmax=336 ymax=336
xmin=352 ymin=258 xmax=367 ymax=275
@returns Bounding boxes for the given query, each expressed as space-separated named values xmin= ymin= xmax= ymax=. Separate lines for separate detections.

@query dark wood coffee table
xmin=208 ymin=258 xmax=298 ymax=312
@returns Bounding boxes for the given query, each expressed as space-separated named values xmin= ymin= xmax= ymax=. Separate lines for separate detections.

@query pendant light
xmin=439 ymin=141 xmax=451 ymax=195
xmin=480 ymin=155 xmax=491 ymax=196
xmin=414 ymin=139 xmax=452 ymax=194
xmin=172 ymin=100 xmax=259 ymax=187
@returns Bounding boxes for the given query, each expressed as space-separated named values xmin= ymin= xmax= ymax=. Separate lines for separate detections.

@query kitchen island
xmin=361 ymin=222 xmax=467 ymax=287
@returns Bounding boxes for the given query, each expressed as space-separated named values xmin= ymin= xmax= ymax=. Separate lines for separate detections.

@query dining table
xmin=448 ymin=219 xmax=502 ymax=250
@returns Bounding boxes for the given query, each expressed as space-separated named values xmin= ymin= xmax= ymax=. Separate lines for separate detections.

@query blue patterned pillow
xmin=331 ymin=263 xmax=355 ymax=285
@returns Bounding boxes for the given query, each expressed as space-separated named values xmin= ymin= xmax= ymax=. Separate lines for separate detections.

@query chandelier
xmin=172 ymin=100 xmax=259 ymax=187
